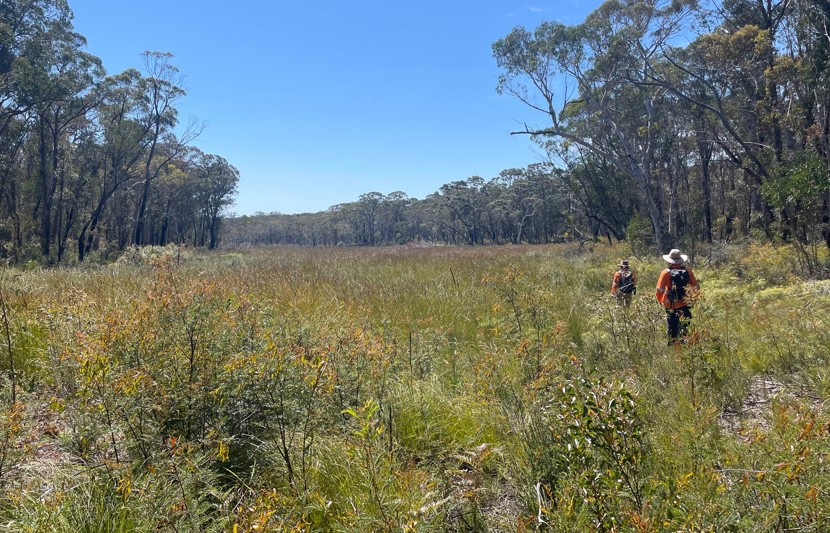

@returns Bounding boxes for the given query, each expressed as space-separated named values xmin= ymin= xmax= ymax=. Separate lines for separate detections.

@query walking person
xmin=655 ymin=249 xmax=699 ymax=342
xmin=611 ymin=259 xmax=637 ymax=307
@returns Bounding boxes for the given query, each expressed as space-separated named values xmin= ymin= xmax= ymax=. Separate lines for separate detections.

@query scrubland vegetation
xmin=0 ymin=243 xmax=827 ymax=531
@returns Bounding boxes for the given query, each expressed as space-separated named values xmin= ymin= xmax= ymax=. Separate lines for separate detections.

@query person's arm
xmin=655 ymin=270 xmax=669 ymax=307
xmin=611 ymin=271 xmax=620 ymax=294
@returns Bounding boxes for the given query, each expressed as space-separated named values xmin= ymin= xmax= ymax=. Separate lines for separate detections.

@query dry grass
xmin=0 ymin=242 xmax=826 ymax=531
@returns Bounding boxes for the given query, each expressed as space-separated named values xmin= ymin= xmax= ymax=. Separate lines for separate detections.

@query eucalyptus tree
xmin=357 ymin=192 xmax=383 ymax=245
xmin=503 ymin=162 xmax=568 ymax=243
xmin=31 ymin=38 xmax=103 ymax=261
xmin=0 ymin=0 xmax=55 ymax=234
xmin=642 ymin=24 xmax=780 ymax=237
xmin=494 ymin=0 xmax=698 ymax=251
xmin=0 ymin=0 xmax=71 ymax=138
xmin=486 ymin=169 xmax=517 ymax=243
xmin=337 ymin=192 xmax=384 ymax=245
xmin=782 ymin=0 xmax=830 ymax=247
xmin=403 ymin=195 xmax=432 ymax=243
xmin=377 ymin=191 xmax=412 ymax=244
xmin=193 ymin=153 xmax=239 ymax=249
xmin=54 ymin=121 xmax=96 ymax=263
xmin=4 ymin=0 xmax=104 ymax=260
xmin=0 ymin=2 xmax=241 ymax=262
xmin=486 ymin=168 xmax=547 ymax=244
xmin=436 ymin=177 xmax=487 ymax=244
xmin=556 ymin=150 xmax=632 ymax=242
xmin=722 ymin=0 xmax=793 ymax=158
xmin=132 ymin=51 xmax=200 ymax=247
xmin=476 ymin=176 xmax=507 ymax=243
xmin=0 ymin=117 xmax=25 ymax=260
xmin=626 ymin=0 xmax=827 ymax=241
xmin=150 ymin=147 xmax=193 ymax=246
xmin=77 ymin=69 xmax=148 ymax=261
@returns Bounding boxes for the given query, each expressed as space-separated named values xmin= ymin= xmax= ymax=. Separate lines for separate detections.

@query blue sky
xmin=68 ymin=1 xmax=598 ymax=215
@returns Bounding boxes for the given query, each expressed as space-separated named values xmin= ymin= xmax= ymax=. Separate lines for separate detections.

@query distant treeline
xmin=224 ymin=165 xmax=626 ymax=248
xmin=227 ymin=0 xmax=830 ymax=277
xmin=0 ymin=1 xmax=239 ymax=264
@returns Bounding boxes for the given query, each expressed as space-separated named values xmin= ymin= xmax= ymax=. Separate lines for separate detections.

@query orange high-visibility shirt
xmin=655 ymin=265 xmax=699 ymax=310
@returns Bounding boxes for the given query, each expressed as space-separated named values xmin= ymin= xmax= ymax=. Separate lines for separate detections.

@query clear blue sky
xmin=68 ymin=1 xmax=598 ymax=215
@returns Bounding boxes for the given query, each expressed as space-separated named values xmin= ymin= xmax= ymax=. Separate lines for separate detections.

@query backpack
xmin=667 ymin=268 xmax=690 ymax=302
xmin=618 ymin=270 xmax=635 ymax=294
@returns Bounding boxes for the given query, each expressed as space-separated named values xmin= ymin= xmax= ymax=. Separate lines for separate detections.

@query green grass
xmin=0 ymin=242 xmax=826 ymax=531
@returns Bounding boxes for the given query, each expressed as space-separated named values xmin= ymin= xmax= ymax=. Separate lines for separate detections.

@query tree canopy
xmin=228 ymin=0 xmax=830 ymax=276
xmin=0 ymin=0 xmax=239 ymax=264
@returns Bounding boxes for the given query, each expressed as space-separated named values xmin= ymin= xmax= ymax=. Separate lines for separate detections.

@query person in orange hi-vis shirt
xmin=611 ymin=259 xmax=637 ymax=307
xmin=655 ymin=249 xmax=699 ymax=342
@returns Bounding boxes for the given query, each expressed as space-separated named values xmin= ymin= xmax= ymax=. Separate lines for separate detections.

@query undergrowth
xmin=0 ymin=243 xmax=826 ymax=531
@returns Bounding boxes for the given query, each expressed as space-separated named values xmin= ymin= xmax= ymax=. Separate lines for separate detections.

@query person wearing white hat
xmin=611 ymin=259 xmax=637 ymax=307
xmin=655 ymin=249 xmax=699 ymax=341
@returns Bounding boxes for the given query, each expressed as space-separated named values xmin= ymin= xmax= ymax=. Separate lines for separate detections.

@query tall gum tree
xmin=493 ymin=0 xmax=698 ymax=251
xmin=132 ymin=51 xmax=200 ymax=247
xmin=638 ymin=25 xmax=779 ymax=236
xmin=4 ymin=0 xmax=103 ymax=260
xmin=33 ymin=34 xmax=103 ymax=262
xmin=193 ymin=153 xmax=239 ymax=249
xmin=77 ymin=69 xmax=148 ymax=261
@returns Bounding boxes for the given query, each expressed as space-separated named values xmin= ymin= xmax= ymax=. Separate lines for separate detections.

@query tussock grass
xmin=0 ymin=242 xmax=826 ymax=530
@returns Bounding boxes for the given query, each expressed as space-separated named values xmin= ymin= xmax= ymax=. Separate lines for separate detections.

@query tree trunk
xmin=57 ymin=206 xmax=74 ymax=264
xmin=133 ymin=123 xmax=160 ymax=246
xmin=209 ymin=212 xmax=219 ymax=250
xmin=38 ymin=119 xmax=52 ymax=259
xmin=160 ymin=214 xmax=169 ymax=246
xmin=77 ymin=220 xmax=91 ymax=262
xmin=696 ymin=117 xmax=714 ymax=243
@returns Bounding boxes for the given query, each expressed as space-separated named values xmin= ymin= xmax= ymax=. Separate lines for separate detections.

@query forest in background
xmin=3 ymin=0 xmax=829 ymax=272
xmin=0 ymin=1 xmax=239 ymax=266
xmin=226 ymin=0 xmax=830 ymax=279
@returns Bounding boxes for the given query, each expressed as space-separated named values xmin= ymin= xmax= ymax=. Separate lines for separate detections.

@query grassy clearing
xmin=0 ymin=242 xmax=827 ymax=531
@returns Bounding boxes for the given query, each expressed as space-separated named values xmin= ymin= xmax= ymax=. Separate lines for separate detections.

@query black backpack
xmin=618 ymin=270 xmax=635 ymax=293
xmin=667 ymin=268 xmax=690 ymax=302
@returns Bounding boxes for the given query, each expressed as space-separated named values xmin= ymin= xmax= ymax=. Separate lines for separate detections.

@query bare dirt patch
xmin=718 ymin=376 xmax=785 ymax=439
xmin=718 ymin=376 xmax=825 ymax=440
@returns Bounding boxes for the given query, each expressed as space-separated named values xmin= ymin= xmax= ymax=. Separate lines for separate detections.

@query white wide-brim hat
xmin=662 ymin=249 xmax=688 ymax=264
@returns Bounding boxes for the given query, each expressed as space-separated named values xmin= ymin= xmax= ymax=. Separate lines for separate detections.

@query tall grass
xmin=0 ymin=242 xmax=826 ymax=531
